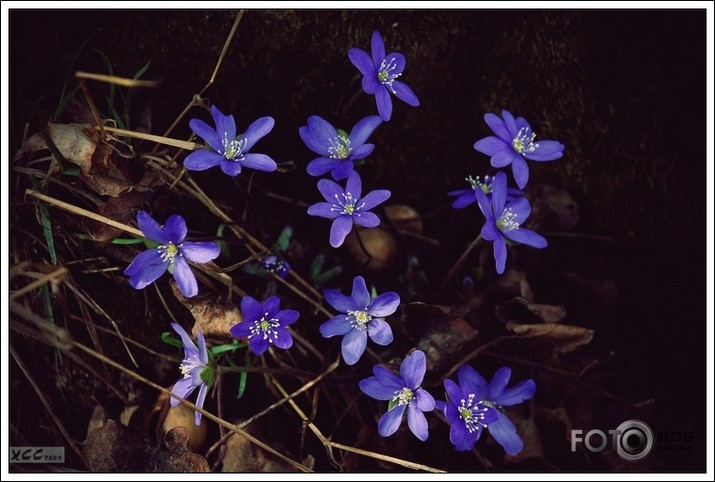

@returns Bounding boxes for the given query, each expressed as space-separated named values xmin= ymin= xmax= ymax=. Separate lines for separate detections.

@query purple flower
xmin=307 ymin=171 xmax=391 ymax=248
xmin=440 ymin=365 xmax=535 ymax=455
xmin=448 ymin=175 xmax=522 ymax=209
xmin=473 ymin=110 xmax=564 ymax=189
xmin=319 ymin=275 xmax=398 ymax=365
xmin=300 ymin=115 xmax=382 ymax=180
xmin=184 ymin=105 xmax=276 ymax=177
xmin=349 ymin=30 xmax=420 ymax=121
xmin=229 ymin=296 xmax=299 ymax=355
xmin=475 ymin=172 xmax=547 ymax=274
xmin=359 ymin=350 xmax=435 ymax=441
xmin=124 ymin=211 xmax=221 ymax=298
xmin=170 ymin=323 xmax=215 ymax=426
xmin=259 ymin=254 xmax=291 ymax=279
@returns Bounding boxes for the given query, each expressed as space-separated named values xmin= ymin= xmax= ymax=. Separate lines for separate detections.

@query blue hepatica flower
xmin=475 ymin=172 xmax=546 ymax=274
xmin=439 ymin=365 xmax=536 ymax=455
xmin=259 ymin=254 xmax=291 ymax=279
xmin=230 ymin=296 xmax=299 ymax=355
xmin=349 ymin=30 xmax=420 ymax=121
xmin=448 ymin=175 xmax=522 ymax=209
xmin=185 ymin=105 xmax=276 ymax=177
xmin=300 ymin=115 xmax=382 ymax=180
xmin=319 ymin=275 xmax=398 ymax=365
xmin=124 ymin=211 xmax=221 ymax=298
xmin=359 ymin=350 xmax=435 ymax=441
xmin=307 ymin=171 xmax=391 ymax=248
xmin=170 ymin=323 xmax=215 ymax=426
xmin=473 ymin=110 xmax=564 ymax=189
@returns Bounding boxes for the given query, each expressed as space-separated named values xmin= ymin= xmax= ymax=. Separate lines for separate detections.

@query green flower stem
xmin=438 ymin=234 xmax=483 ymax=300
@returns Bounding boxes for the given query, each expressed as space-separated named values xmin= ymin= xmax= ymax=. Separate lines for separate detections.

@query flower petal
xmin=474 ymin=136 xmax=509 ymax=156
xmin=229 ymin=320 xmax=251 ymax=339
xmin=180 ymin=242 xmax=221 ymax=263
xmin=503 ymin=227 xmax=547 ymax=248
xmin=323 ymin=289 xmax=359 ymax=313
xmin=348 ymin=47 xmax=376 ymax=76
xmin=197 ymin=330 xmax=208 ymax=364
xmin=194 ymin=383 xmax=208 ymax=426
xmin=370 ymin=30 xmax=386 ymax=68
xmin=124 ymin=248 xmax=162 ymax=276
xmin=341 ymin=327 xmax=368 ymax=365
xmin=375 ymin=87 xmax=393 ymax=122
xmin=273 ymin=327 xmax=294 ymax=349
xmin=444 ymin=380 xmax=464 ymax=406
xmin=359 ymin=189 xmax=391 ymax=211
xmin=493 ymin=234 xmax=507 ymax=274
xmin=317 ymin=178 xmax=345 ymax=204
xmin=367 ymin=318 xmax=393 ymax=345
xmin=487 ymin=367 xmax=511 ymax=400
xmin=184 ymin=149 xmax=224 ymax=172
xmin=307 ymin=116 xmax=338 ymax=145
xmin=491 ymin=171 xmax=508 ymax=215
xmin=351 ymin=275 xmax=371 ymax=309
xmin=263 ymin=295 xmax=280 ymax=317
xmin=384 ymin=52 xmax=406 ymax=75
xmin=164 ymin=215 xmax=187 ymax=244
xmin=189 ymin=118 xmax=222 ymax=152
xmin=359 ymin=376 xmax=398 ymax=400
xmin=407 ymin=404 xmax=429 ymax=441
xmin=501 ymin=110 xmax=518 ymax=138
xmin=242 ymin=116 xmax=274 ymax=152
xmin=307 ymin=201 xmax=341 ymax=219
xmin=299 ymin=126 xmax=330 ymax=156
xmin=488 ymin=414 xmax=524 ymax=456
xmin=345 ymin=170 xmax=362 ymax=201
xmin=457 ymin=365 xmax=489 ymax=393
xmin=349 ymin=144 xmax=374 ymax=163
xmin=392 ymin=80 xmax=419 ymax=107
xmin=484 ymin=112 xmax=511 ymax=142
xmin=400 ymin=350 xmax=426 ymax=390
xmin=368 ymin=292 xmax=400 ymax=317
xmin=307 ymin=157 xmax=340 ymax=177
xmin=349 ymin=115 xmax=382 ymax=148
xmin=373 ymin=365 xmax=404 ymax=389
xmin=329 ymin=215 xmax=354 ymax=248
xmin=173 ymin=256 xmax=198 ymax=297
xmin=277 ymin=309 xmax=299 ymax=326
xmin=211 ymin=105 xmax=236 ymax=142
xmin=474 ymin=187 xmax=492 ymax=220
xmin=170 ymin=378 xmax=197 ymax=406
xmin=220 ymin=159 xmax=242 ymax=176
xmin=525 ymin=140 xmax=564 ymax=161
xmin=319 ymin=314 xmax=353 ymax=337
xmin=511 ymin=156 xmax=530 ymax=189
xmin=378 ymin=404 xmax=406 ymax=437
xmin=449 ymin=418 xmax=476 ymax=450
xmin=353 ymin=211 xmax=380 ymax=228
xmin=128 ymin=256 xmax=167 ymax=289
xmin=362 ymin=74 xmax=380 ymax=94
xmin=241 ymin=296 xmax=263 ymax=323
xmin=250 ymin=336 xmax=270 ymax=355
xmin=414 ymin=388 xmax=435 ymax=412
xmin=481 ymin=221 xmax=500 ymax=241
xmin=495 ymin=379 xmax=536 ymax=406
xmin=137 ymin=211 xmax=168 ymax=244
xmin=330 ymin=160 xmax=354 ymax=181
xmin=241 ymin=153 xmax=277 ymax=172
xmin=171 ymin=322 xmax=198 ymax=356
xmin=491 ymin=148 xmax=519 ymax=168
xmin=505 ymin=197 xmax=531 ymax=224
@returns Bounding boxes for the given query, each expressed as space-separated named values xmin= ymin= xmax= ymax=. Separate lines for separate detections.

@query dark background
xmin=9 ymin=9 xmax=706 ymax=471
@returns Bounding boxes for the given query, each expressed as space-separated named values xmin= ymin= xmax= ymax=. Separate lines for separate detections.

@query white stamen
xmin=497 ymin=207 xmax=520 ymax=231
xmin=512 ymin=127 xmax=538 ymax=154
xmin=249 ymin=314 xmax=281 ymax=343
xmin=347 ymin=309 xmax=372 ymax=330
